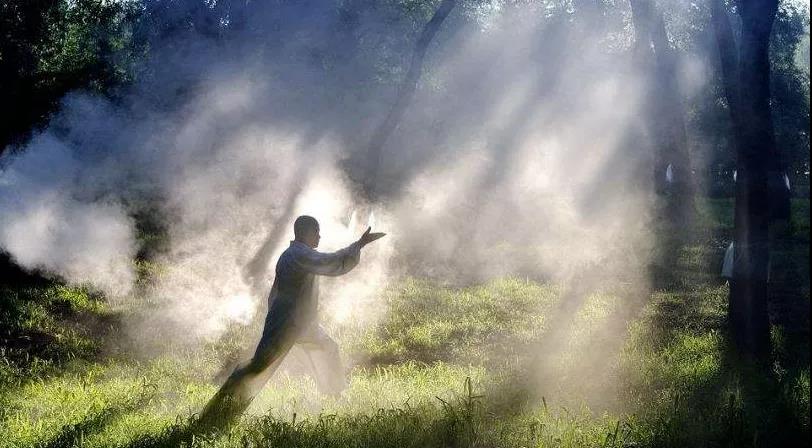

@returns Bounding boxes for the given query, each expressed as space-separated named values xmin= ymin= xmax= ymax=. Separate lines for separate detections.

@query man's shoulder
xmin=283 ymin=242 xmax=319 ymax=261
xmin=289 ymin=242 xmax=315 ymax=254
xmin=277 ymin=245 xmax=297 ymax=263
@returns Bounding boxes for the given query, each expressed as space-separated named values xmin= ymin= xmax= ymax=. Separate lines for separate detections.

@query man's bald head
xmin=294 ymin=215 xmax=320 ymax=248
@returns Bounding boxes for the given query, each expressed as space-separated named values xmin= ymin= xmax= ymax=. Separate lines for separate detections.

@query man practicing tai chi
xmin=199 ymin=215 xmax=385 ymax=427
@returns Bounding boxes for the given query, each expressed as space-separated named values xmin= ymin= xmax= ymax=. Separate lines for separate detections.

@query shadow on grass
xmin=0 ymin=280 xmax=130 ymax=420
xmin=621 ymin=211 xmax=810 ymax=447
xmin=121 ymin=396 xmax=484 ymax=448
xmin=37 ymin=391 xmax=154 ymax=448
xmin=486 ymin=197 xmax=809 ymax=446
xmin=119 ymin=418 xmax=200 ymax=448
xmin=0 ymin=283 xmax=125 ymax=364
xmin=646 ymin=218 xmax=806 ymax=446
xmin=632 ymin=329 xmax=810 ymax=448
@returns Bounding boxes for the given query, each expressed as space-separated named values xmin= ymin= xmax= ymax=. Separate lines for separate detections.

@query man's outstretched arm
xmin=296 ymin=227 xmax=386 ymax=276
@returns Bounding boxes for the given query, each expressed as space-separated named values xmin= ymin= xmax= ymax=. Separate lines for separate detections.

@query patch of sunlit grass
xmin=347 ymin=277 xmax=560 ymax=365
xmin=249 ymin=361 xmax=490 ymax=418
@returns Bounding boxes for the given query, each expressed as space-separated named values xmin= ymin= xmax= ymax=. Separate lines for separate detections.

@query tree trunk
xmin=242 ymin=180 xmax=305 ymax=297
xmin=713 ymin=0 xmax=779 ymax=358
xmin=711 ymin=0 xmax=790 ymax=224
xmin=362 ymin=0 xmax=456 ymax=198
xmin=629 ymin=0 xmax=654 ymax=57
xmin=650 ymin=11 xmax=694 ymax=206
xmin=630 ymin=0 xmax=694 ymax=225
xmin=710 ymin=0 xmax=744 ymax=138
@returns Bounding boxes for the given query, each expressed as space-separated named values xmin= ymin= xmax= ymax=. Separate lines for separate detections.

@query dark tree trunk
xmin=362 ymin=0 xmax=457 ymax=198
xmin=711 ymin=0 xmax=789 ymax=226
xmin=242 ymin=181 xmax=305 ymax=297
xmin=650 ymin=12 xmax=694 ymax=206
xmin=733 ymin=0 xmax=779 ymax=358
xmin=711 ymin=0 xmax=744 ymax=137
xmin=573 ymin=0 xmax=605 ymax=34
xmin=629 ymin=0 xmax=694 ymax=225
xmin=629 ymin=0 xmax=654 ymax=56
xmin=712 ymin=0 xmax=779 ymax=358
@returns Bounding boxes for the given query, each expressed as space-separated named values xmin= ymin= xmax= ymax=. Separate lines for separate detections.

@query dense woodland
xmin=1 ymin=1 xmax=808 ymax=182
xmin=0 ymin=1 xmax=810 ymax=447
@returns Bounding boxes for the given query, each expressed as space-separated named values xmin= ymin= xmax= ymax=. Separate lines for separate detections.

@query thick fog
xmin=0 ymin=1 xmax=695 ymax=359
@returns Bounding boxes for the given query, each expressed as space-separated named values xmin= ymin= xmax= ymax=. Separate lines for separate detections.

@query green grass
xmin=0 ymin=284 xmax=114 ymax=383
xmin=347 ymin=277 xmax=560 ymax=365
xmin=0 ymin=197 xmax=808 ymax=447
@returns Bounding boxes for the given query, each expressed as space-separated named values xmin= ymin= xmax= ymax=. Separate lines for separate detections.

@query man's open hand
xmin=358 ymin=226 xmax=386 ymax=248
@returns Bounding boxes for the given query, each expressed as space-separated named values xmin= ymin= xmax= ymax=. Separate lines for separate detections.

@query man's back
xmin=268 ymin=240 xmax=361 ymax=330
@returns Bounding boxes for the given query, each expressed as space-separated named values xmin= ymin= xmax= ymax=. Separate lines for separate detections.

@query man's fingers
xmin=359 ymin=228 xmax=385 ymax=247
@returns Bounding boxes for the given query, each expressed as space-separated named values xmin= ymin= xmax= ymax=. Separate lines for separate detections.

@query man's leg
xmin=197 ymin=321 xmax=297 ymax=429
xmin=297 ymin=325 xmax=347 ymax=396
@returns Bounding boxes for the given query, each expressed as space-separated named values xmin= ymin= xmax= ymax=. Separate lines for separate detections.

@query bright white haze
xmin=0 ymin=1 xmax=686 ymax=350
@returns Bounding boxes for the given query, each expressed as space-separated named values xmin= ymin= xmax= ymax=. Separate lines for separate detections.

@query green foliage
xmin=772 ymin=1 xmax=811 ymax=181
xmin=0 ymin=0 xmax=144 ymax=151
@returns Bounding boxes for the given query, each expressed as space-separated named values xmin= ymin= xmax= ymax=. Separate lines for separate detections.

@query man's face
xmin=304 ymin=226 xmax=321 ymax=248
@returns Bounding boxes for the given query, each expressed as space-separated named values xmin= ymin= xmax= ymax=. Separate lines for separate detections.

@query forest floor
xmin=0 ymin=198 xmax=808 ymax=448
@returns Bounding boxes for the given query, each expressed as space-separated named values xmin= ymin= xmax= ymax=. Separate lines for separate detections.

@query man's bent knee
xmin=233 ymin=353 xmax=272 ymax=379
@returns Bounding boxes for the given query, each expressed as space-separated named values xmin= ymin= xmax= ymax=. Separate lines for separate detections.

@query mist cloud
xmin=0 ymin=1 xmax=667 ymax=354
